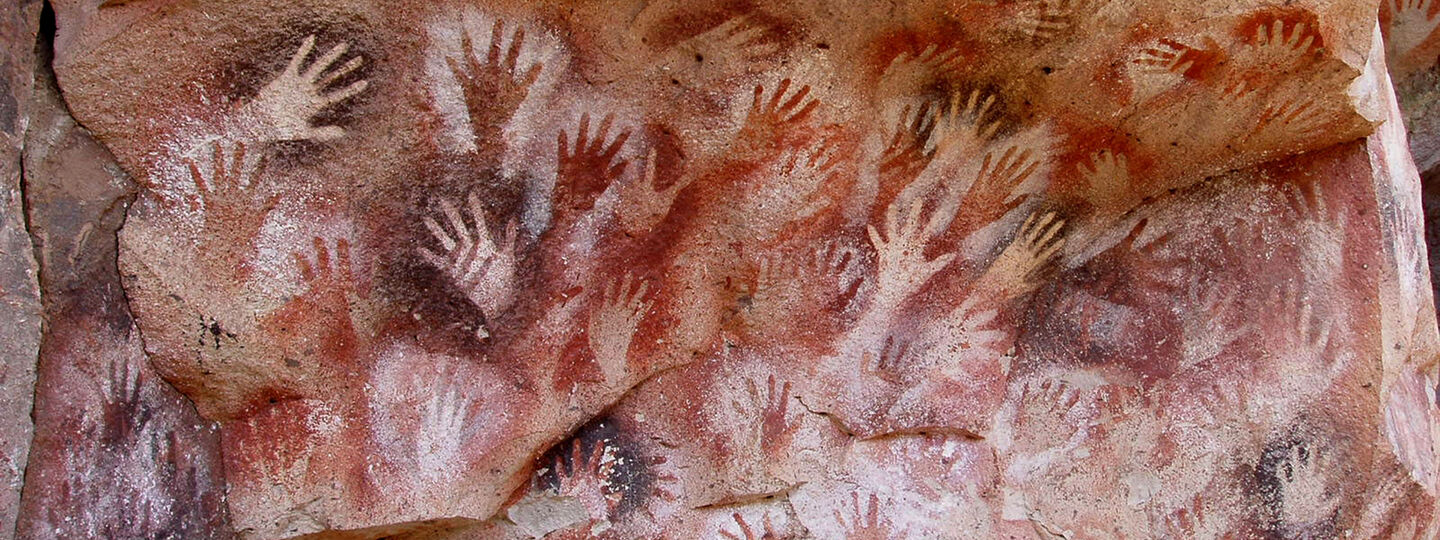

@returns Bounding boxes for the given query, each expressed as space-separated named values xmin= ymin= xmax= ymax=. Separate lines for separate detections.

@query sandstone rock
xmin=0 ymin=2 xmax=41 ymax=538
xmin=19 ymin=0 xmax=1440 ymax=538
xmin=1385 ymin=0 xmax=1440 ymax=175
xmin=1382 ymin=0 xmax=1440 ymax=317
xmin=12 ymin=8 xmax=230 ymax=537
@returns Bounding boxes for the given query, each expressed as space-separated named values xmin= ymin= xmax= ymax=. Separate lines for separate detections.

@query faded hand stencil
xmin=27 ymin=0 xmax=1440 ymax=538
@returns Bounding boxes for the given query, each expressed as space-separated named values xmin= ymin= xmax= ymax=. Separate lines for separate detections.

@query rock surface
xmin=0 ymin=1 xmax=41 ymax=537
xmin=1381 ymin=0 xmax=1440 ymax=321
xmin=1386 ymin=0 xmax=1440 ymax=175
xmin=13 ymin=5 xmax=230 ymax=537
xmin=3 ymin=0 xmax=1438 ymax=538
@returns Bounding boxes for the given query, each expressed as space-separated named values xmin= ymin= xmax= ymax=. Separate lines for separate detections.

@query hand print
xmin=274 ymin=237 xmax=365 ymax=367
xmin=1020 ymin=380 xmax=1083 ymax=423
xmin=1196 ymin=382 xmax=1268 ymax=437
xmin=932 ymin=90 xmax=1002 ymax=151
xmin=615 ymin=149 xmax=690 ymax=236
xmin=809 ymin=241 xmax=865 ymax=300
xmin=1353 ymin=469 xmax=1424 ymax=537
xmin=447 ymin=18 xmax=544 ymax=142
xmin=415 ymin=382 xmax=472 ymax=481
xmin=751 ymin=141 xmax=841 ymax=224
xmin=1220 ymin=77 xmax=1260 ymax=102
xmin=645 ymin=454 xmax=680 ymax=502
xmin=550 ymin=438 xmax=622 ymax=522
xmin=1283 ymin=179 xmax=1339 ymax=226
xmin=1150 ymin=494 xmax=1226 ymax=540
xmin=832 ymin=492 xmax=903 ymax=540
xmin=1129 ymin=39 xmax=1210 ymax=100
xmin=674 ymin=17 xmax=780 ymax=72
xmin=1016 ymin=0 xmax=1083 ymax=41
xmin=1283 ymin=182 xmax=1348 ymax=289
xmin=719 ymin=511 xmax=780 ymax=540
xmin=587 ymin=273 xmax=652 ymax=386
xmin=866 ymin=178 xmax=963 ymax=310
xmin=994 ymin=379 xmax=1094 ymax=481
xmin=738 ymin=79 xmax=820 ymax=143
xmin=862 ymin=335 xmax=912 ymax=384
xmin=758 ymin=375 xmax=797 ymax=448
xmin=893 ymin=433 xmax=961 ymax=476
xmin=245 ymin=35 xmax=368 ymax=142
xmin=419 ymin=192 xmax=519 ymax=322
xmin=1274 ymin=285 xmax=1344 ymax=395
xmin=555 ymin=113 xmax=631 ymax=217
xmin=976 ymin=211 xmax=1065 ymax=298
xmin=292 ymin=237 xmax=360 ymax=300
xmin=1114 ymin=215 xmax=1174 ymax=263
xmin=1133 ymin=40 xmax=1196 ymax=75
xmin=100 ymin=356 xmax=152 ymax=447
xmin=962 ymin=145 xmax=1039 ymax=218
xmin=889 ymin=45 xmax=964 ymax=78
xmin=878 ymin=45 xmax=964 ymax=97
xmin=1078 ymin=149 xmax=1132 ymax=215
xmin=901 ymin=141 xmax=1040 ymax=261
xmin=1178 ymin=285 xmax=1248 ymax=370
xmin=749 ymin=242 xmax=861 ymax=329
xmin=1282 ymin=284 xmax=1334 ymax=353
xmin=1275 ymin=444 xmax=1340 ymax=535
xmin=879 ymin=102 xmax=937 ymax=182
xmin=1253 ymin=98 xmax=1327 ymax=141
xmin=187 ymin=141 xmax=277 ymax=266
xmin=751 ymin=254 xmax=804 ymax=316
xmin=1247 ymin=20 xmax=1318 ymax=70
xmin=927 ymin=296 xmax=1008 ymax=366
xmin=1387 ymin=0 xmax=1440 ymax=59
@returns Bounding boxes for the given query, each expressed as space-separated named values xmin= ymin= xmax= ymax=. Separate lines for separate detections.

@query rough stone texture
xmin=1386 ymin=0 xmax=1440 ymax=174
xmin=12 ymin=6 xmax=231 ymax=537
xmin=5 ymin=0 xmax=1438 ymax=538
xmin=1380 ymin=0 xmax=1440 ymax=336
xmin=0 ymin=2 xmax=41 ymax=539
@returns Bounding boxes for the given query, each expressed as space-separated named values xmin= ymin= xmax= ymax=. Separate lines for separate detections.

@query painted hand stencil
xmin=866 ymin=179 xmax=961 ymax=310
xmin=419 ymin=192 xmax=519 ymax=325
xmin=549 ymin=438 xmax=623 ymax=522
xmin=74 ymin=0 xmax=1434 ymax=538
xmin=554 ymin=112 xmax=630 ymax=219
xmin=614 ymin=149 xmax=689 ymax=237
xmin=448 ymin=19 xmax=544 ymax=143
xmin=244 ymin=35 xmax=368 ymax=142
xmin=975 ymin=211 xmax=1065 ymax=298
xmin=185 ymin=140 xmax=276 ymax=275
xmin=718 ymin=511 xmax=781 ymax=540
xmin=831 ymin=492 xmax=905 ymax=540
xmin=587 ymin=274 xmax=652 ymax=386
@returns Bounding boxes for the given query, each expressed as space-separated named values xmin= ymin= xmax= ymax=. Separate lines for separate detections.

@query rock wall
xmin=13 ymin=4 xmax=230 ymax=537
xmin=0 ymin=1 xmax=41 ymax=537
xmin=1383 ymin=0 xmax=1440 ymax=326
xmin=4 ymin=0 xmax=1440 ymax=539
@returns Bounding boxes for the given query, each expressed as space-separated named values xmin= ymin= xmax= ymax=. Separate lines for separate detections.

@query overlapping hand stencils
xmin=102 ymin=1 xmax=1422 ymax=537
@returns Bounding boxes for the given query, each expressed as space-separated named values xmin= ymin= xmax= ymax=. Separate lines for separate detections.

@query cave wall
xmin=3 ymin=0 xmax=1440 ymax=538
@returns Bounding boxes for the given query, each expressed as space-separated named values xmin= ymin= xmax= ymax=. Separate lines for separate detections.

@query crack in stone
xmin=793 ymin=394 xmax=858 ymax=438
xmin=688 ymin=482 xmax=804 ymax=511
